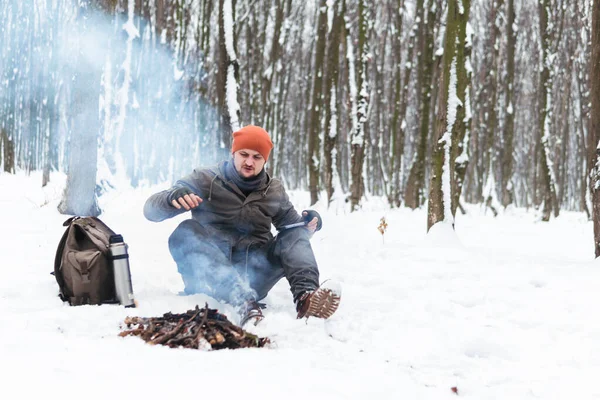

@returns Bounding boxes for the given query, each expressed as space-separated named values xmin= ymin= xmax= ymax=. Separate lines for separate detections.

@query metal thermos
xmin=108 ymin=234 xmax=136 ymax=308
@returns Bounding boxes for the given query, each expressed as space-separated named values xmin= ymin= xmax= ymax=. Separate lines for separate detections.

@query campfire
xmin=119 ymin=304 xmax=270 ymax=350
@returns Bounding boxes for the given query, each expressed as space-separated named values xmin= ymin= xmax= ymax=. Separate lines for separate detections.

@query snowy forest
xmin=1 ymin=0 xmax=600 ymax=231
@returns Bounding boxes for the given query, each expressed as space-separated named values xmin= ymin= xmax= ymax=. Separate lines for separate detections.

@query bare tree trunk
xmin=538 ymin=0 xmax=559 ymax=221
xmin=218 ymin=0 xmax=239 ymax=154
xmin=482 ymin=0 xmax=503 ymax=214
xmin=451 ymin=0 xmax=472 ymax=216
xmin=590 ymin=0 xmax=600 ymax=256
xmin=501 ymin=0 xmax=516 ymax=207
xmin=271 ymin=0 xmax=294 ymax=179
xmin=262 ymin=0 xmax=285 ymax=128
xmin=58 ymin=2 xmax=100 ymax=217
xmin=307 ymin=0 xmax=327 ymax=206
xmin=427 ymin=0 xmax=470 ymax=230
xmin=405 ymin=0 xmax=436 ymax=209
xmin=349 ymin=0 xmax=370 ymax=211
xmin=388 ymin=0 xmax=407 ymax=208
xmin=428 ymin=0 xmax=458 ymax=230
xmin=324 ymin=0 xmax=345 ymax=205
xmin=1 ymin=129 xmax=15 ymax=173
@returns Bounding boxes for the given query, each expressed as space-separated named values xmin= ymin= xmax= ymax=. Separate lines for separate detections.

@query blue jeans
xmin=168 ymin=219 xmax=320 ymax=306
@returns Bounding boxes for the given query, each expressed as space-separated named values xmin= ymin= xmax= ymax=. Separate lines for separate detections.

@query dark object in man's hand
xmin=302 ymin=209 xmax=323 ymax=231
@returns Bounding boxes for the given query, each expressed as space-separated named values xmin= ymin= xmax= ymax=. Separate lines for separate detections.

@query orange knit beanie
xmin=231 ymin=125 xmax=274 ymax=161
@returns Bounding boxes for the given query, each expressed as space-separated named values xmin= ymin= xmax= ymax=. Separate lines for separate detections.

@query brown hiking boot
xmin=296 ymin=285 xmax=341 ymax=319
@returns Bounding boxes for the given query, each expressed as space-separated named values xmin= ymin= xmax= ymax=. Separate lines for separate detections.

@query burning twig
xmin=120 ymin=304 xmax=270 ymax=350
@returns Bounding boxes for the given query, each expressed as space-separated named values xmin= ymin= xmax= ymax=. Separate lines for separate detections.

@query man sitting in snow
xmin=143 ymin=125 xmax=340 ymax=326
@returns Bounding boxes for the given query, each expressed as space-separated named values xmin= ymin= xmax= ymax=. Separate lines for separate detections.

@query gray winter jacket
xmin=143 ymin=161 xmax=304 ymax=251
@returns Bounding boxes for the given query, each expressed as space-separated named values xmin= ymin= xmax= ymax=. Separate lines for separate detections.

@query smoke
xmin=0 ymin=0 xmax=220 ymax=186
xmin=178 ymin=251 xmax=259 ymax=306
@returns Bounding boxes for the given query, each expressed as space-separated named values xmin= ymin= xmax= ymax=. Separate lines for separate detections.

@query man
xmin=143 ymin=125 xmax=340 ymax=326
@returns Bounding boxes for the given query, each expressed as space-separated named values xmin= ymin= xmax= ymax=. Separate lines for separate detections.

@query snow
xmin=222 ymin=0 xmax=237 ymax=61
xmin=466 ymin=22 xmax=473 ymax=49
xmin=439 ymin=58 xmax=460 ymax=225
xmin=226 ymin=66 xmax=241 ymax=132
xmin=327 ymin=0 xmax=334 ymax=33
xmin=3 ymin=171 xmax=600 ymax=400
xmin=173 ymin=65 xmax=184 ymax=81
xmin=223 ymin=0 xmax=240 ymax=132
xmin=346 ymin=35 xmax=359 ymax=145
xmin=328 ymin=87 xmax=337 ymax=139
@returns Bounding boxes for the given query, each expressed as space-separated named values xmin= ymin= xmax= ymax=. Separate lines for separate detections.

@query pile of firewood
xmin=119 ymin=304 xmax=270 ymax=350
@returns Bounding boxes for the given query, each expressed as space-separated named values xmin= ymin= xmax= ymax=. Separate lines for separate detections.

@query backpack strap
xmin=77 ymin=217 xmax=115 ymax=251
xmin=54 ymin=217 xmax=80 ymax=301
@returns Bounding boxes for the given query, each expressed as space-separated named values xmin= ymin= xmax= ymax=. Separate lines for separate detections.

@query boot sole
xmin=303 ymin=288 xmax=341 ymax=319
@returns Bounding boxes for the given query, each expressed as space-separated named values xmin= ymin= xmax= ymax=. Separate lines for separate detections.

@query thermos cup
xmin=108 ymin=234 xmax=136 ymax=308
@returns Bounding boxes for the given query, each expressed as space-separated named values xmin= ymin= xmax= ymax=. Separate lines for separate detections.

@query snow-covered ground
xmin=2 ymin=171 xmax=599 ymax=399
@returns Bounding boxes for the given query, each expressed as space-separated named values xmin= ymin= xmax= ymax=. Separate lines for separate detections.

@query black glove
xmin=167 ymin=186 xmax=194 ymax=205
xmin=302 ymin=209 xmax=323 ymax=231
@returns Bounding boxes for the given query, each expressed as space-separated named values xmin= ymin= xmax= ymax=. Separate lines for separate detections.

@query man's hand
xmin=168 ymin=187 xmax=203 ymax=210
xmin=302 ymin=210 xmax=322 ymax=233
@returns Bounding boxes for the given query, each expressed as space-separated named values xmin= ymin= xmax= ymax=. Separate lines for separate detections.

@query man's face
xmin=233 ymin=149 xmax=266 ymax=178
